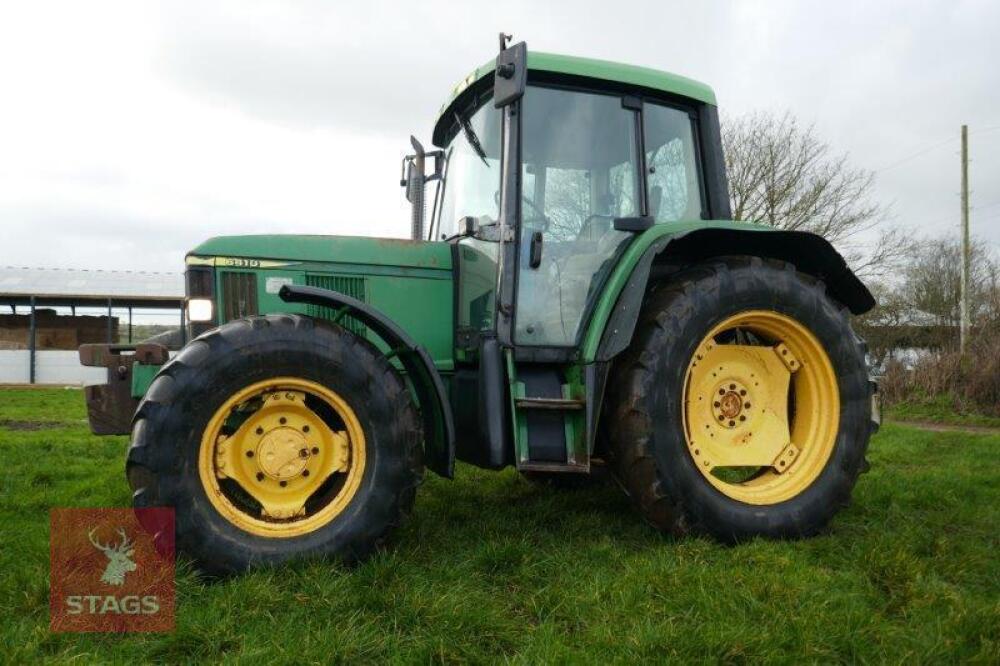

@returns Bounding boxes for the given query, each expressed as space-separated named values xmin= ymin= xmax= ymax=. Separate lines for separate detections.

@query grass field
xmin=886 ymin=394 xmax=1000 ymax=429
xmin=1 ymin=388 xmax=998 ymax=663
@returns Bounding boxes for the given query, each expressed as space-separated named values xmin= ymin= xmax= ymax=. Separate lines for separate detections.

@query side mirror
xmin=494 ymin=40 xmax=527 ymax=107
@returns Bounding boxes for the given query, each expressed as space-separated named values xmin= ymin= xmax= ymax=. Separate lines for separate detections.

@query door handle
xmin=529 ymin=231 xmax=543 ymax=268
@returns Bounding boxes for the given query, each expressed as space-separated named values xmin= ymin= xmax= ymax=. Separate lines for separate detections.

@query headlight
xmin=187 ymin=298 xmax=214 ymax=322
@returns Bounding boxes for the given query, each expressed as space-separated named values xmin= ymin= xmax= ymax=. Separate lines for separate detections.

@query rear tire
xmin=127 ymin=314 xmax=423 ymax=575
xmin=608 ymin=257 xmax=872 ymax=542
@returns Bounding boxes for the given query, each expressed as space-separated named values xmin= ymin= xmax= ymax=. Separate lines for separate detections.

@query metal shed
xmin=0 ymin=266 xmax=185 ymax=384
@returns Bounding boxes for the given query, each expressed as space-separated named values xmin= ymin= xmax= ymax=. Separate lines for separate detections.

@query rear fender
xmin=584 ymin=223 xmax=876 ymax=364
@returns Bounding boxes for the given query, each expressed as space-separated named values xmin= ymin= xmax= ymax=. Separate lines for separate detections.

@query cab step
xmin=508 ymin=360 xmax=589 ymax=471
xmin=517 ymin=461 xmax=589 ymax=473
xmin=514 ymin=397 xmax=585 ymax=411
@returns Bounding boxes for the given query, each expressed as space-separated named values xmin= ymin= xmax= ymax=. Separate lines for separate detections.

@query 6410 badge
xmin=50 ymin=508 xmax=174 ymax=632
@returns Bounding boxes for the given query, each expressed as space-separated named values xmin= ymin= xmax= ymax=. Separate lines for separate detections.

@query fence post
xmin=28 ymin=296 xmax=36 ymax=384
xmin=180 ymin=301 xmax=187 ymax=346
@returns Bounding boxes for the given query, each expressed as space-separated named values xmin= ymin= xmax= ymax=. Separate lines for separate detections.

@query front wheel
xmin=127 ymin=315 xmax=423 ymax=575
xmin=608 ymin=257 xmax=873 ymax=542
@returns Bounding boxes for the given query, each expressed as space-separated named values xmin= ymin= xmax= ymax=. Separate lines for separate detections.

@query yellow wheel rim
xmin=681 ymin=310 xmax=839 ymax=505
xmin=198 ymin=377 xmax=366 ymax=538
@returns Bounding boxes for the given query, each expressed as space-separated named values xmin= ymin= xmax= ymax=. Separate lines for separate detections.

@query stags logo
xmin=88 ymin=527 xmax=137 ymax=586
xmin=50 ymin=508 xmax=175 ymax=633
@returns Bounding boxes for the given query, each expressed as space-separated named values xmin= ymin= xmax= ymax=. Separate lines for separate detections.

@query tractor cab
xmin=404 ymin=41 xmax=733 ymax=473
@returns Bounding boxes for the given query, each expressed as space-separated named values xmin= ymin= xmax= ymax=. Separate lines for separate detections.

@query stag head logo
xmin=88 ymin=526 xmax=137 ymax=586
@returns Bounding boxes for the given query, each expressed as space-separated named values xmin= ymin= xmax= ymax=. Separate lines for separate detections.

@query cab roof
xmin=433 ymin=51 xmax=716 ymax=146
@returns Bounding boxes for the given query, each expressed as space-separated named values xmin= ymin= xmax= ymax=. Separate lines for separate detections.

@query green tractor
xmin=82 ymin=37 xmax=878 ymax=575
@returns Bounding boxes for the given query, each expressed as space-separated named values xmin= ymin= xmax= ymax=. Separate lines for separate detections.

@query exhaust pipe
xmin=401 ymin=136 xmax=443 ymax=241
xmin=406 ymin=136 xmax=426 ymax=241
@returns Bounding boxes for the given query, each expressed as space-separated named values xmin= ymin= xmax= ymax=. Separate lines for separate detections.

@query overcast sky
xmin=1 ymin=0 xmax=998 ymax=275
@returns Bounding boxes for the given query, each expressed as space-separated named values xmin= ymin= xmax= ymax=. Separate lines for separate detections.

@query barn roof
xmin=0 ymin=266 xmax=184 ymax=308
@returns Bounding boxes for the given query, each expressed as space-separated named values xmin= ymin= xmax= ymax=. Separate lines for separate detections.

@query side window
xmin=643 ymin=103 xmax=704 ymax=222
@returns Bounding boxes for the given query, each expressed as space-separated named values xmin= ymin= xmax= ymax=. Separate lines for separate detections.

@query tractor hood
xmin=187 ymin=235 xmax=452 ymax=271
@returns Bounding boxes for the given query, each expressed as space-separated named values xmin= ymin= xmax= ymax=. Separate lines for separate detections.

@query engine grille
xmin=220 ymin=272 xmax=258 ymax=322
xmin=304 ymin=274 xmax=367 ymax=335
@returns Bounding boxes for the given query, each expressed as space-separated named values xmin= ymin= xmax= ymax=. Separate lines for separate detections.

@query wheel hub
xmin=714 ymin=380 xmax=752 ymax=428
xmin=258 ymin=428 xmax=310 ymax=480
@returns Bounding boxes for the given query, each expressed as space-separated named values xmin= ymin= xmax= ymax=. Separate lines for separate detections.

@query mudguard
xmin=279 ymin=284 xmax=455 ymax=479
xmin=583 ymin=222 xmax=876 ymax=364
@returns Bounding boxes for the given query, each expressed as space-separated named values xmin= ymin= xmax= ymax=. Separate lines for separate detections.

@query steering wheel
xmin=493 ymin=190 xmax=550 ymax=230
xmin=577 ymin=213 xmax=615 ymax=241
xmin=521 ymin=196 xmax=550 ymax=231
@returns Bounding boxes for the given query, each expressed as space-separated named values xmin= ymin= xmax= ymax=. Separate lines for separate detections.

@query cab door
xmin=513 ymin=86 xmax=643 ymax=349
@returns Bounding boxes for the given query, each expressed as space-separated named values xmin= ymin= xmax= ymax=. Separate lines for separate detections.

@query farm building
xmin=0 ymin=266 xmax=184 ymax=384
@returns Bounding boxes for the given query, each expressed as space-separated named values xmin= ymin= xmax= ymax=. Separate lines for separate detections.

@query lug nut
xmin=302 ymin=470 xmax=310 ymax=477
xmin=303 ymin=425 xmax=310 ymax=433
xmin=246 ymin=450 xmax=254 ymax=458
xmin=279 ymin=480 xmax=288 ymax=487
xmin=255 ymin=426 xmax=264 ymax=435
xmin=279 ymin=417 xmax=287 ymax=425
xmin=745 ymin=402 xmax=751 ymax=409
xmin=311 ymin=447 xmax=319 ymax=454
xmin=256 ymin=472 xmax=265 ymax=481
xmin=299 ymin=448 xmax=309 ymax=458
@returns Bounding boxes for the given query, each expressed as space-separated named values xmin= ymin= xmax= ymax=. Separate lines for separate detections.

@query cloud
xmin=0 ymin=0 xmax=998 ymax=279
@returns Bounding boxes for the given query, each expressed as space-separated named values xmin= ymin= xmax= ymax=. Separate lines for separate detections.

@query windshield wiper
xmin=455 ymin=112 xmax=489 ymax=166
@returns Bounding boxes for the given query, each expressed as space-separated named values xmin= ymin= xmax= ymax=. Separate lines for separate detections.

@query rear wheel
xmin=608 ymin=257 xmax=872 ymax=541
xmin=127 ymin=314 xmax=422 ymax=575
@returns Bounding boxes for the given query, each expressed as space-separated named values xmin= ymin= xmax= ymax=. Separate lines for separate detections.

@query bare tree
xmin=722 ymin=111 xmax=907 ymax=277
xmin=858 ymin=236 xmax=999 ymax=356
xmin=900 ymin=237 xmax=998 ymax=330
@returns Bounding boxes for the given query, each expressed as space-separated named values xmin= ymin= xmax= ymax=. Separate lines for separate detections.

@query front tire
xmin=608 ymin=257 xmax=872 ymax=542
xmin=127 ymin=314 xmax=423 ymax=575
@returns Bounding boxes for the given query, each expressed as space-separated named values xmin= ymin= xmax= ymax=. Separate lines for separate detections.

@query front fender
xmin=581 ymin=221 xmax=875 ymax=363
xmin=279 ymin=284 xmax=455 ymax=479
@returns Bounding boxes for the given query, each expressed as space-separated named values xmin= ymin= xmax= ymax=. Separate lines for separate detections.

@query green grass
xmin=886 ymin=393 xmax=1000 ymax=428
xmin=1 ymin=388 xmax=998 ymax=663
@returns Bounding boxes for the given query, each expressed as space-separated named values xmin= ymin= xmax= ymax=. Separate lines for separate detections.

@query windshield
xmin=436 ymin=97 xmax=502 ymax=238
